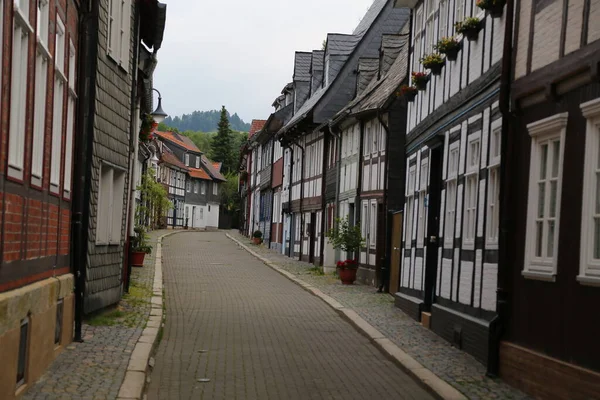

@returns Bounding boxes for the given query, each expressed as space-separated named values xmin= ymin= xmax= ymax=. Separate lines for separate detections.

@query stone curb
xmin=226 ymin=233 xmax=467 ymax=400
xmin=117 ymin=231 xmax=180 ymax=400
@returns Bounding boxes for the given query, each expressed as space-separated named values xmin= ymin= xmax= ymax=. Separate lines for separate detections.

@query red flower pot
xmin=253 ymin=237 xmax=262 ymax=245
xmin=131 ymin=251 xmax=146 ymax=267
xmin=337 ymin=266 xmax=358 ymax=285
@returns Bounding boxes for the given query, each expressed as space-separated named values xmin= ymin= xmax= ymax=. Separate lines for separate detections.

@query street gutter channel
xmin=226 ymin=233 xmax=467 ymax=400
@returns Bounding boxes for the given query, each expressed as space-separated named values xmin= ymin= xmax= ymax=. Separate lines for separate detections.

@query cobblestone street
xmin=227 ymin=231 xmax=529 ymax=400
xmin=147 ymin=231 xmax=433 ymax=400
xmin=23 ymin=231 xmax=171 ymax=400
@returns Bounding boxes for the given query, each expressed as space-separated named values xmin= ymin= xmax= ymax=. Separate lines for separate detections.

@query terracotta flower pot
xmin=253 ymin=237 xmax=262 ymax=245
xmin=131 ymin=251 xmax=146 ymax=267
xmin=337 ymin=266 xmax=358 ymax=285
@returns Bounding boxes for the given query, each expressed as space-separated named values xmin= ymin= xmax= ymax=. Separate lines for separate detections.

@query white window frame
xmin=455 ymin=0 xmax=465 ymax=34
xmin=413 ymin=7 xmax=423 ymax=71
xmin=194 ymin=180 xmax=198 ymax=194
xmin=439 ymin=0 xmax=448 ymax=38
xmin=372 ymin=122 xmax=379 ymax=156
xmin=107 ymin=0 xmax=131 ymax=69
xmin=364 ymin=126 xmax=371 ymax=157
xmin=445 ymin=141 xmax=460 ymax=247
xmin=8 ymin=0 xmax=33 ymax=180
xmin=201 ymin=181 xmax=206 ymax=195
xmin=50 ymin=17 xmax=66 ymax=193
xmin=463 ymin=134 xmax=481 ymax=249
xmin=361 ymin=201 xmax=368 ymax=241
xmin=369 ymin=201 xmax=377 ymax=248
xmin=213 ymin=182 xmax=218 ymax=196
xmin=486 ymin=121 xmax=502 ymax=248
xmin=185 ymin=154 xmax=190 ymax=166
xmin=417 ymin=156 xmax=429 ymax=248
xmin=405 ymin=164 xmax=417 ymax=249
xmin=195 ymin=156 xmax=200 ymax=168
xmin=523 ymin=113 xmax=568 ymax=282
xmin=63 ymin=40 xmax=76 ymax=198
xmin=96 ymin=164 xmax=126 ymax=245
xmin=32 ymin=0 xmax=51 ymax=185
xmin=186 ymin=180 xmax=191 ymax=192
xmin=579 ymin=98 xmax=600 ymax=286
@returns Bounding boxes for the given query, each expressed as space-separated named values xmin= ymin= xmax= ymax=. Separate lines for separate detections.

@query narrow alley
xmin=147 ymin=232 xmax=433 ymax=400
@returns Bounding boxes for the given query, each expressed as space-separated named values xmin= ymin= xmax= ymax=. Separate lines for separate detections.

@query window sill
xmin=522 ymin=270 xmax=556 ymax=282
xmin=576 ymin=275 xmax=600 ymax=287
xmin=95 ymin=242 xmax=121 ymax=247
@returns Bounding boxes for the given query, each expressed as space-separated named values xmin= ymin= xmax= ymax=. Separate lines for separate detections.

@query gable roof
xmin=201 ymin=155 xmax=227 ymax=182
xmin=155 ymin=131 xmax=202 ymax=153
xmin=294 ymin=52 xmax=313 ymax=82
xmin=249 ymin=120 xmax=267 ymax=138
xmin=211 ymin=161 xmax=222 ymax=172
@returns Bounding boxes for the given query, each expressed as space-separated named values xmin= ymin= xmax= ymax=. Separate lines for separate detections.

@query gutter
xmin=488 ymin=0 xmax=515 ymax=378
xmin=72 ymin=0 xmax=100 ymax=342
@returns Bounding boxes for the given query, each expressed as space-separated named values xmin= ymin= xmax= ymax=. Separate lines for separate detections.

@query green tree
xmin=211 ymin=106 xmax=235 ymax=174
xmin=220 ymin=172 xmax=241 ymax=212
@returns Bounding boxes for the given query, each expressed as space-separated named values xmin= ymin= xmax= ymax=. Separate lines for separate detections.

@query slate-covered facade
xmin=498 ymin=0 xmax=600 ymax=397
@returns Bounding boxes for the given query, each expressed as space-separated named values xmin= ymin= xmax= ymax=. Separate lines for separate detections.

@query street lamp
xmin=151 ymin=88 xmax=168 ymax=123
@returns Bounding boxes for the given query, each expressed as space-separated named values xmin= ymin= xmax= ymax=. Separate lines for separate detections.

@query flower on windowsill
xmin=411 ymin=71 xmax=429 ymax=84
xmin=420 ymin=53 xmax=444 ymax=68
xmin=476 ymin=0 xmax=506 ymax=11
xmin=397 ymin=85 xmax=418 ymax=97
xmin=454 ymin=17 xmax=481 ymax=35
xmin=139 ymin=114 xmax=157 ymax=143
xmin=434 ymin=36 xmax=461 ymax=55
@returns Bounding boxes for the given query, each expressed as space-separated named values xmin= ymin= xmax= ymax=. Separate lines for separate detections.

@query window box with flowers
xmin=476 ymin=0 xmax=506 ymax=18
xmin=411 ymin=71 xmax=430 ymax=91
xmin=455 ymin=17 xmax=483 ymax=41
xmin=420 ymin=53 xmax=445 ymax=76
xmin=435 ymin=37 xmax=462 ymax=61
xmin=397 ymin=85 xmax=418 ymax=102
xmin=139 ymin=114 xmax=158 ymax=143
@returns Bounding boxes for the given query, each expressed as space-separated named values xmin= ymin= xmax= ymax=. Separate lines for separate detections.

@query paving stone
xmin=227 ymin=231 xmax=530 ymax=400
xmin=147 ymin=231 xmax=433 ymax=400
xmin=23 ymin=231 xmax=171 ymax=400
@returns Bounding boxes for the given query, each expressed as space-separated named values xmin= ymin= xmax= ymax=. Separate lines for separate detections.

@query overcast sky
xmin=153 ymin=0 xmax=375 ymax=124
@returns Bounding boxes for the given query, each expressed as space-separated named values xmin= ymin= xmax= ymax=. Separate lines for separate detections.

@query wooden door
xmin=389 ymin=212 xmax=403 ymax=294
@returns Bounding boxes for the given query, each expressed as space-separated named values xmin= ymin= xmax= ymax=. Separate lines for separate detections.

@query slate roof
xmin=332 ymin=26 xmax=410 ymax=125
xmin=294 ymin=52 xmax=312 ymax=82
xmin=211 ymin=162 xmax=222 ymax=172
xmin=201 ymin=155 xmax=227 ymax=181
xmin=188 ymin=167 xmax=212 ymax=181
xmin=311 ymin=50 xmax=324 ymax=71
xmin=249 ymin=120 xmax=267 ymax=138
xmin=357 ymin=58 xmax=380 ymax=95
xmin=327 ymin=34 xmax=360 ymax=56
xmin=161 ymin=151 xmax=188 ymax=170
xmin=353 ymin=0 xmax=388 ymax=36
xmin=155 ymin=131 xmax=202 ymax=153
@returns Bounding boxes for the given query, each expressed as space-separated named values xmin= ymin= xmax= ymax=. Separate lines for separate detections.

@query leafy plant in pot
xmin=420 ymin=53 xmax=445 ymax=76
xmin=435 ymin=36 xmax=461 ymax=61
xmin=397 ymin=85 xmax=418 ymax=102
xmin=253 ymin=230 xmax=263 ymax=245
xmin=455 ymin=17 xmax=482 ymax=41
xmin=326 ymin=217 xmax=365 ymax=285
xmin=131 ymin=225 xmax=152 ymax=267
xmin=476 ymin=0 xmax=506 ymax=17
xmin=411 ymin=71 xmax=430 ymax=91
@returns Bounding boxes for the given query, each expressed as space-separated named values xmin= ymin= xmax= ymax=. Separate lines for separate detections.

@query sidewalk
xmin=228 ymin=231 xmax=528 ymax=400
xmin=23 ymin=230 xmax=170 ymax=400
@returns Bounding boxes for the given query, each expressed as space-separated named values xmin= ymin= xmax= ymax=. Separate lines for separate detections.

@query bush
xmin=253 ymin=230 xmax=263 ymax=239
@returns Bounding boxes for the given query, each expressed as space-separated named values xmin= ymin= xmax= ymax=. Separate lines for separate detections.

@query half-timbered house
xmin=395 ymin=0 xmax=506 ymax=367
xmin=498 ymin=0 xmax=600 ymax=397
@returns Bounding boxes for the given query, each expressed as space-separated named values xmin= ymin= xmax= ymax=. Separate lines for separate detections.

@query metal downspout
xmin=329 ymin=124 xmax=342 ymax=263
xmin=73 ymin=0 xmax=100 ymax=342
xmin=289 ymin=135 xmax=305 ymax=261
xmin=488 ymin=0 xmax=514 ymax=377
xmin=377 ymin=111 xmax=391 ymax=293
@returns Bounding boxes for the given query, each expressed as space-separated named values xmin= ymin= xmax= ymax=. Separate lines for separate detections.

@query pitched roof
xmin=294 ymin=52 xmax=313 ymax=82
xmin=353 ymin=0 xmax=388 ymax=36
xmin=201 ymin=155 xmax=227 ymax=181
xmin=311 ymin=50 xmax=325 ymax=71
xmin=249 ymin=120 xmax=267 ymax=138
xmin=155 ymin=131 xmax=202 ymax=153
xmin=188 ymin=168 xmax=212 ymax=181
xmin=211 ymin=161 xmax=222 ymax=172
xmin=161 ymin=151 xmax=188 ymax=170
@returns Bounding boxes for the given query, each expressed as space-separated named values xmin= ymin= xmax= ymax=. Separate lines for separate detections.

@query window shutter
xmin=120 ymin=0 xmax=131 ymax=68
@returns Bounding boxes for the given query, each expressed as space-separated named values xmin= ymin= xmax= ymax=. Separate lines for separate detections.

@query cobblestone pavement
xmin=147 ymin=231 xmax=433 ymax=400
xmin=23 ymin=230 xmax=171 ymax=400
xmin=228 ymin=231 xmax=529 ymax=400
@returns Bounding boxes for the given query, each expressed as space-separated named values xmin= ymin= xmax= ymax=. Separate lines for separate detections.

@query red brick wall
xmin=0 ymin=0 xmax=79 ymax=292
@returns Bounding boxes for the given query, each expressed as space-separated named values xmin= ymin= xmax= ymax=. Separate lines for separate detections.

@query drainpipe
xmin=289 ymin=134 xmax=305 ymax=261
xmin=377 ymin=110 xmax=391 ymax=293
xmin=488 ymin=0 xmax=514 ymax=377
xmin=72 ymin=0 xmax=100 ymax=342
xmin=269 ymin=137 xmax=275 ymax=248
xmin=286 ymin=144 xmax=294 ymax=256
xmin=319 ymin=128 xmax=330 ymax=266
xmin=356 ymin=120 xmax=365 ymax=262
xmin=124 ymin=0 xmax=141 ymax=294
xmin=329 ymin=123 xmax=342 ymax=263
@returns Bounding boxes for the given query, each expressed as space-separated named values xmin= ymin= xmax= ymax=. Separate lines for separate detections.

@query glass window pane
xmin=547 ymin=220 xmax=555 ymax=258
xmin=540 ymin=144 xmax=548 ymax=179
xmin=538 ymin=182 xmax=546 ymax=218
xmin=536 ymin=221 xmax=544 ymax=257
xmin=549 ymin=181 xmax=557 ymax=218
xmin=552 ymin=140 xmax=560 ymax=178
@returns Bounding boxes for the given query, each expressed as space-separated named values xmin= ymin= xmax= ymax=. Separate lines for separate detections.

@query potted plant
xmin=131 ymin=225 xmax=152 ymax=267
xmin=253 ymin=230 xmax=263 ymax=245
xmin=420 ymin=53 xmax=445 ymax=76
xmin=139 ymin=114 xmax=157 ymax=143
xmin=435 ymin=36 xmax=461 ymax=61
xmin=455 ymin=17 xmax=483 ymax=41
xmin=476 ymin=0 xmax=506 ymax=17
xmin=326 ymin=217 xmax=365 ymax=285
xmin=397 ymin=85 xmax=418 ymax=102
xmin=411 ymin=71 xmax=430 ymax=91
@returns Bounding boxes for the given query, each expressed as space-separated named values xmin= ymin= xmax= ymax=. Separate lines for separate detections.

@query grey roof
xmin=311 ymin=50 xmax=324 ymax=71
xmin=327 ymin=33 xmax=360 ymax=56
xmin=353 ymin=0 xmax=388 ymax=36
xmin=357 ymin=58 xmax=380 ymax=95
xmin=294 ymin=52 xmax=312 ymax=82
xmin=332 ymin=26 xmax=410 ymax=124
xmin=381 ymin=34 xmax=406 ymax=75
xmin=272 ymin=94 xmax=285 ymax=108
xmin=282 ymin=82 xmax=293 ymax=93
